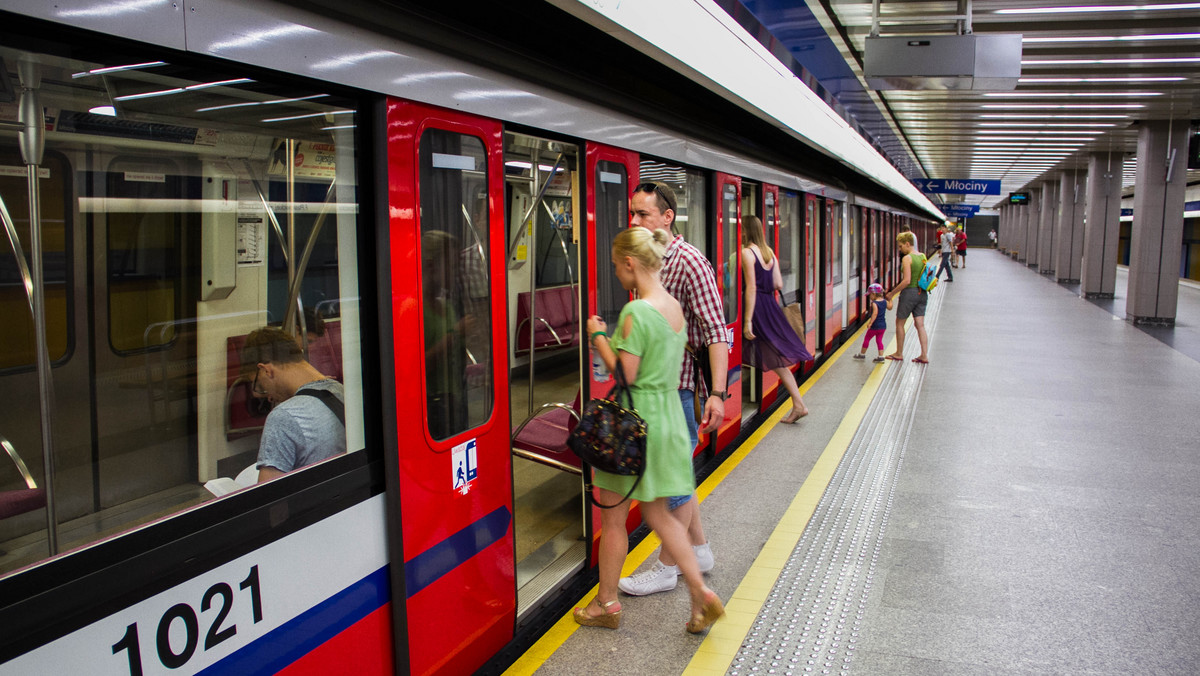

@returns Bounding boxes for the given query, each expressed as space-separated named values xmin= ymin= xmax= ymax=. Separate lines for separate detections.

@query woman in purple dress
xmin=740 ymin=215 xmax=812 ymax=423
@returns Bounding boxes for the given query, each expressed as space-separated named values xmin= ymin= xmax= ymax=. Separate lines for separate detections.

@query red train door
xmin=823 ymin=198 xmax=842 ymax=353
xmin=384 ymin=100 xmax=514 ymax=676
xmin=584 ymin=142 xmax=643 ymax=540
xmin=714 ymin=172 xmax=741 ymax=451
xmin=759 ymin=184 xmax=781 ymax=410
xmin=803 ymin=193 xmax=820 ymax=367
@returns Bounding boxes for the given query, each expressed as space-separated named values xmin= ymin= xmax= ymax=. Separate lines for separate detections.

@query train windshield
xmin=0 ymin=45 xmax=365 ymax=576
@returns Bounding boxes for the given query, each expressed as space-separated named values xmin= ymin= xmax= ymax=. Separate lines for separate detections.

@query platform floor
xmin=505 ymin=249 xmax=1200 ymax=676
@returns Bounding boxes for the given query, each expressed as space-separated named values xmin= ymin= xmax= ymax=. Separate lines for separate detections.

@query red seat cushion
xmin=0 ymin=488 xmax=46 ymax=519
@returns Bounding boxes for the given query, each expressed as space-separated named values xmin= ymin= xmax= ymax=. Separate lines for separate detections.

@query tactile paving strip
xmin=729 ymin=288 xmax=944 ymax=675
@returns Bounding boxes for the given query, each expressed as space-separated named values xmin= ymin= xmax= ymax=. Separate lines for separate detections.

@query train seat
xmin=511 ymin=392 xmax=582 ymax=475
xmin=514 ymin=285 xmax=579 ymax=355
xmin=0 ymin=434 xmax=45 ymax=520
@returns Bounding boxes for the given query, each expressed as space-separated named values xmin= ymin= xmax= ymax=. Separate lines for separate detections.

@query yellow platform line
xmin=682 ymin=334 xmax=895 ymax=676
xmin=503 ymin=326 xmax=886 ymax=676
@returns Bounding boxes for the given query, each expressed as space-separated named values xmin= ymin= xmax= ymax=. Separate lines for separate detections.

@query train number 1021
xmin=111 ymin=565 xmax=263 ymax=675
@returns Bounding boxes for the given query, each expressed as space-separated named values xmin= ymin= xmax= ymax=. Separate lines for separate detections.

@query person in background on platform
xmin=618 ymin=181 xmax=724 ymax=597
xmin=955 ymin=225 xmax=968 ymax=268
xmin=739 ymin=215 xmax=811 ymax=422
xmin=989 ymin=228 xmax=998 ymax=248
xmin=241 ymin=327 xmax=346 ymax=483
xmin=884 ymin=232 xmax=930 ymax=364
xmin=575 ymin=226 xmax=725 ymax=634
xmin=936 ymin=227 xmax=955 ymax=282
xmin=853 ymin=283 xmax=892 ymax=363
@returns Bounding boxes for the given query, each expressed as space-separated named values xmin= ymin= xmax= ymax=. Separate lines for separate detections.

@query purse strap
xmin=586 ymin=473 xmax=643 ymax=509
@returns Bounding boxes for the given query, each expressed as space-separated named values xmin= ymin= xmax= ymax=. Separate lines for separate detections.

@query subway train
xmin=0 ymin=2 xmax=940 ymax=674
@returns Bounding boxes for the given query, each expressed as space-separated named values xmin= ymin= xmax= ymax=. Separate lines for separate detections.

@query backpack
xmin=917 ymin=255 xmax=938 ymax=293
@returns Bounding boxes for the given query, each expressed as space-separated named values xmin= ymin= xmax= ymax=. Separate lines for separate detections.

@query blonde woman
xmin=575 ymin=226 xmax=725 ymax=634
xmin=740 ymin=215 xmax=812 ymax=423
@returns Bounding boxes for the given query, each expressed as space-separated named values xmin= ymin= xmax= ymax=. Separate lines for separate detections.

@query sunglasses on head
xmin=632 ymin=182 xmax=675 ymax=214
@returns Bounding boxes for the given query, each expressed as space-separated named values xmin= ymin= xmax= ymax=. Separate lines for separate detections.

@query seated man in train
xmin=241 ymin=327 xmax=347 ymax=483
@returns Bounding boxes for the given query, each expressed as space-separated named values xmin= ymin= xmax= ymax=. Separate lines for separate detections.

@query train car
xmin=0 ymin=3 xmax=941 ymax=675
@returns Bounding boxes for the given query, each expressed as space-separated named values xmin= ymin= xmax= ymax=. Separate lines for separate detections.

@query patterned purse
xmin=568 ymin=362 xmax=648 ymax=508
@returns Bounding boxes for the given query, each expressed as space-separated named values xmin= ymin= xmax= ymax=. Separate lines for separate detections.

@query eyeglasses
xmin=632 ymin=182 xmax=676 ymax=214
xmin=251 ymin=365 xmax=267 ymax=397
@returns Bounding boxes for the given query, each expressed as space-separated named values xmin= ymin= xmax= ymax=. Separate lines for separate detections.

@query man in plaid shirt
xmin=618 ymin=181 xmax=729 ymax=597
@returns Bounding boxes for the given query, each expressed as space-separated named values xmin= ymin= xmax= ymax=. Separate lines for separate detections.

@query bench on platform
xmin=514 ymin=285 xmax=579 ymax=355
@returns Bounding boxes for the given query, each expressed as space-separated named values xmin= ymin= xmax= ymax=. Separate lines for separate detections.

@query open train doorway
xmin=503 ymin=131 xmax=587 ymax=618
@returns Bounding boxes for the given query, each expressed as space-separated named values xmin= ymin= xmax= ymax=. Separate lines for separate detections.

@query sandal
xmin=573 ymin=598 xmax=621 ymax=629
xmin=885 ymin=354 xmax=904 ymax=361
xmin=686 ymin=591 xmax=725 ymax=634
xmin=781 ymin=408 xmax=808 ymax=424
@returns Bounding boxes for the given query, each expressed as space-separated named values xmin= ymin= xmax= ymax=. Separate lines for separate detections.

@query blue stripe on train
xmin=404 ymin=505 xmax=511 ymax=598
xmin=199 ymin=565 xmax=389 ymax=676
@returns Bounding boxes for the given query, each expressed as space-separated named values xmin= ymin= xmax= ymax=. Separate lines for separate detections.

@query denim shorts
xmin=668 ymin=390 xmax=700 ymax=511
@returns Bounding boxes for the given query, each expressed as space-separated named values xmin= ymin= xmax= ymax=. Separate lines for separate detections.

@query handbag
xmin=782 ymin=301 xmax=806 ymax=342
xmin=568 ymin=362 xmax=648 ymax=508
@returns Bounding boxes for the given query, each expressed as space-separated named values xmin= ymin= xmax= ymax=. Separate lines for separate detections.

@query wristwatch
xmin=709 ymin=390 xmax=731 ymax=401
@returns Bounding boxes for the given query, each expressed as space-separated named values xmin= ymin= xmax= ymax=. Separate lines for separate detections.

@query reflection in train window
xmin=595 ymin=161 xmax=628 ymax=326
xmin=720 ymin=182 xmax=739 ymax=324
xmin=639 ymin=159 xmax=707 ymax=256
xmin=0 ymin=151 xmax=71 ymax=370
xmin=0 ymin=44 xmax=364 ymax=576
xmin=779 ymin=191 xmax=800 ymax=303
xmin=419 ymin=129 xmax=493 ymax=441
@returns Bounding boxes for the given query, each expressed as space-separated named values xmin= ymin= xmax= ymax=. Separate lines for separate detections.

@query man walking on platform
xmin=618 ymin=181 xmax=727 ymax=596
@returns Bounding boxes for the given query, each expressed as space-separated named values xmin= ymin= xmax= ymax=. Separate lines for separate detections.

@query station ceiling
xmin=737 ymin=0 xmax=1200 ymax=209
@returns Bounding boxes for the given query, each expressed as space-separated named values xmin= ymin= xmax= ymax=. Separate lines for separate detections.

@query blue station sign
xmin=940 ymin=204 xmax=980 ymax=217
xmin=913 ymin=178 xmax=1001 ymax=196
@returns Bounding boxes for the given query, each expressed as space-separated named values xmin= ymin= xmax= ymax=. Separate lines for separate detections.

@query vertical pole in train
xmin=284 ymin=139 xmax=298 ymax=335
xmin=18 ymin=60 xmax=58 ymax=555
xmin=527 ymin=149 xmax=541 ymax=417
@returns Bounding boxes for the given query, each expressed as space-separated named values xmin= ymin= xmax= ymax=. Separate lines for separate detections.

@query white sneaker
xmin=694 ymin=543 xmax=714 ymax=573
xmin=618 ymin=561 xmax=678 ymax=596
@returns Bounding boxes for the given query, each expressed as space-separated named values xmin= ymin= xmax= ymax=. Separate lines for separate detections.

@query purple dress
xmin=745 ymin=252 xmax=813 ymax=370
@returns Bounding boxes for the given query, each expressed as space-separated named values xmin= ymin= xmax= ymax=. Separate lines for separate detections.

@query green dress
xmin=593 ymin=299 xmax=694 ymax=501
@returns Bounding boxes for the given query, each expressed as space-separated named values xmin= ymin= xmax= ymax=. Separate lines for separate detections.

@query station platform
xmin=504 ymin=249 xmax=1200 ymax=676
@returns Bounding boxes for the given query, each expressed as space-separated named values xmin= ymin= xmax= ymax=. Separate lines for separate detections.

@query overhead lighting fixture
xmin=88 ymin=105 xmax=117 ymax=116
xmin=1022 ymin=57 xmax=1200 ymax=65
xmin=196 ymin=94 xmax=328 ymax=113
xmin=982 ymin=91 xmax=1162 ymax=97
xmin=998 ymin=3 xmax=1200 ymax=14
xmin=982 ymin=103 xmax=1144 ymax=109
xmin=979 ymin=113 xmax=1131 ymax=119
xmin=1023 ymin=33 xmax=1200 ymax=43
xmin=979 ymin=122 xmax=1117 ymax=127
xmin=1018 ymin=77 xmax=1185 ymax=83
xmin=113 ymin=78 xmax=254 ymax=101
xmin=72 ymin=61 xmax=167 ymax=78
xmin=978 ymin=129 xmax=1103 ymax=135
xmin=262 ymin=110 xmax=355 ymax=123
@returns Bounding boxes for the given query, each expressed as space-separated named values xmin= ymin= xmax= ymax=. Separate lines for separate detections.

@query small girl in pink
xmin=853 ymin=284 xmax=892 ymax=363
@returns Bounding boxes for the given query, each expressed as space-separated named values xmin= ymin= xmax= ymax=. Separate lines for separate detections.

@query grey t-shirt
xmin=257 ymin=379 xmax=346 ymax=473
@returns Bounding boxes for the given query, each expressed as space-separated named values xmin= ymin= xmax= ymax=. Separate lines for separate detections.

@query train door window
xmin=0 ymin=43 xmax=366 ymax=576
xmin=419 ymin=129 xmax=493 ymax=441
xmin=720 ymin=182 xmax=738 ymax=324
xmin=639 ymin=159 xmax=707 ymax=257
xmin=595 ymin=161 xmax=628 ymax=326
xmin=851 ymin=207 xmax=862 ymax=281
xmin=806 ymin=199 xmax=816 ymax=292
xmin=831 ymin=203 xmax=843 ymax=286
xmin=743 ymin=183 xmax=760 ymax=220
xmin=779 ymin=191 xmax=800 ymax=304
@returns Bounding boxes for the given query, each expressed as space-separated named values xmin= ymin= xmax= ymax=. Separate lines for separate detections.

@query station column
xmin=1023 ymin=187 xmax=1041 ymax=266
xmin=1054 ymin=168 xmax=1085 ymax=284
xmin=999 ymin=204 xmax=1009 ymax=253
xmin=1081 ymin=151 xmax=1123 ymax=298
xmin=1037 ymin=177 xmax=1058 ymax=275
xmin=1127 ymin=119 xmax=1189 ymax=325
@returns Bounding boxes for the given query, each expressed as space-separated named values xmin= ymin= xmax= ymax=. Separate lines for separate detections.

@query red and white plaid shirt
xmin=661 ymin=235 xmax=727 ymax=393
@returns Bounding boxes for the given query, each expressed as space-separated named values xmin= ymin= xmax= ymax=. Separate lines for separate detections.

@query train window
xmin=806 ymin=199 xmax=816 ymax=293
xmin=778 ymin=191 xmax=800 ymax=303
xmin=0 ymin=151 xmax=71 ymax=370
xmin=851 ymin=207 xmax=861 ymax=278
xmin=638 ymin=160 xmax=706 ymax=257
xmin=831 ymin=204 xmax=843 ymax=286
xmin=595 ymin=160 xmax=628 ymax=326
xmin=720 ymin=182 xmax=738 ymax=324
xmin=419 ymin=129 xmax=493 ymax=441
xmin=0 ymin=43 xmax=366 ymax=576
